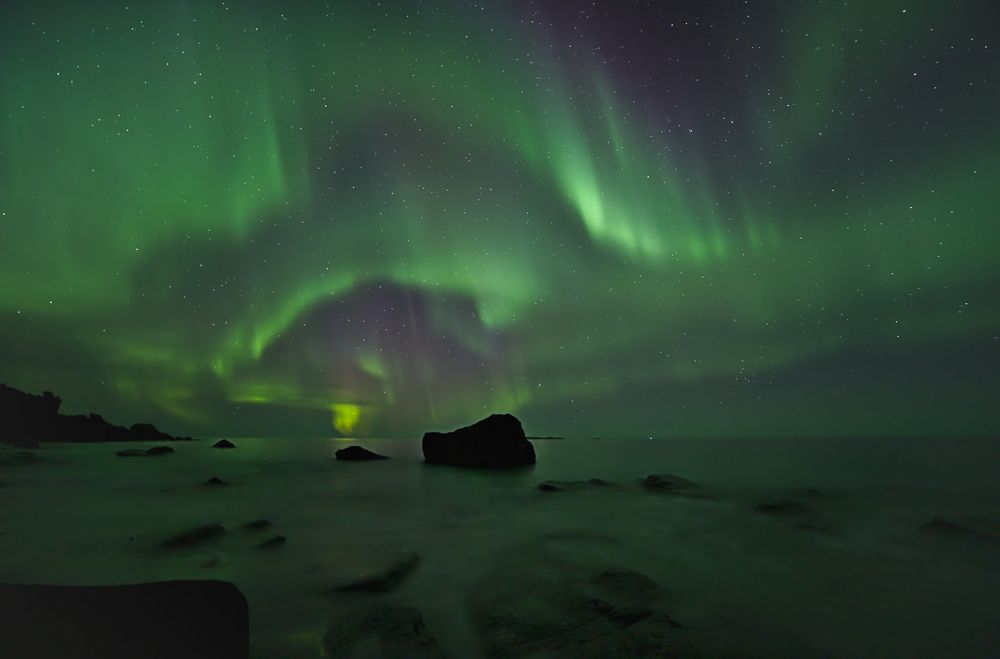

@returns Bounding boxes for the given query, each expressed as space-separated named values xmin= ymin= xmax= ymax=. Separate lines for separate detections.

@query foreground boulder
xmin=423 ymin=413 xmax=535 ymax=468
xmin=335 ymin=445 xmax=388 ymax=461
xmin=0 ymin=580 xmax=248 ymax=659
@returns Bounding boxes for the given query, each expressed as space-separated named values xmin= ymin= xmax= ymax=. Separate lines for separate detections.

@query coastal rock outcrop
xmin=212 ymin=439 xmax=235 ymax=449
xmin=0 ymin=383 xmax=189 ymax=446
xmin=422 ymin=413 xmax=535 ymax=468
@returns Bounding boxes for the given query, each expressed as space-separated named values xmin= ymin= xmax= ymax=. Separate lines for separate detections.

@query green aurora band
xmin=0 ymin=1 xmax=997 ymax=438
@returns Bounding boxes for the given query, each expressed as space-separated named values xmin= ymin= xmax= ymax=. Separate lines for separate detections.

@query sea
xmin=2 ymin=436 xmax=999 ymax=658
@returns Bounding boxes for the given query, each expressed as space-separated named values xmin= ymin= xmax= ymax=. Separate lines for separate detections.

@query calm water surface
xmin=2 ymin=437 xmax=999 ymax=658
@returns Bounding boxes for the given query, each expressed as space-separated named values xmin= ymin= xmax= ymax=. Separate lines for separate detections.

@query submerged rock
xmin=641 ymin=473 xmax=711 ymax=499
xmin=752 ymin=490 xmax=833 ymax=532
xmin=335 ymin=445 xmax=388 ymax=461
xmin=202 ymin=477 xmax=228 ymax=487
xmin=116 ymin=446 xmax=174 ymax=457
xmin=212 ymin=439 xmax=236 ymax=449
xmin=538 ymin=478 xmax=612 ymax=493
xmin=323 ymin=604 xmax=444 ymax=659
xmin=255 ymin=535 xmax=287 ymax=550
xmin=921 ymin=516 xmax=1000 ymax=545
xmin=326 ymin=551 xmax=421 ymax=593
xmin=242 ymin=519 xmax=272 ymax=532
xmin=158 ymin=524 xmax=225 ymax=550
xmin=423 ymin=413 xmax=535 ymax=469
xmin=754 ymin=499 xmax=809 ymax=515
xmin=472 ymin=567 xmax=693 ymax=659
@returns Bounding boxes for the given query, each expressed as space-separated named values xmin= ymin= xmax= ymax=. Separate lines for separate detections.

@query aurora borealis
xmin=1 ymin=1 xmax=997 ymax=439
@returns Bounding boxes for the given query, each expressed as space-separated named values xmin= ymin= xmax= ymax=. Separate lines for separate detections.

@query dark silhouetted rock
xmin=0 ymin=383 xmax=190 ymax=446
xmin=323 ymin=604 xmax=444 ymax=659
xmin=327 ymin=551 xmax=421 ymax=593
xmin=0 ymin=580 xmax=248 ymax=659
xmin=158 ymin=524 xmax=225 ymax=550
xmin=212 ymin=439 xmax=236 ymax=449
xmin=422 ymin=413 xmax=535 ymax=468
xmin=255 ymin=535 xmax=287 ymax=550
xmin=538 ymin=478 xmax=612 ymax=493
xmin=202 ymin=477 xmax=227 ymax=487
xmin=127 ymin=423 xmax=174 ymax=441
xmin=242 ymin=519 xmax=272 ymax=532
xmin=335 ymin=445 xmax=388 ymax=461
xmin=116 ymin=446 xmax=175 ymax=457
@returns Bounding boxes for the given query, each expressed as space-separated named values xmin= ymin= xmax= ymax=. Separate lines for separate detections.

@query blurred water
xmin=1 ymin=437 xmax=999 ymax=658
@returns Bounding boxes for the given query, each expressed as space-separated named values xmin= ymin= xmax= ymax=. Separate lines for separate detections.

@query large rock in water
xmin=422 ymin=413 xmax=535 ymax=468
xmin=0 ymin=580 xmax=248 ymax=659
xmin=335 ymin=445 xmax=388 ymax=461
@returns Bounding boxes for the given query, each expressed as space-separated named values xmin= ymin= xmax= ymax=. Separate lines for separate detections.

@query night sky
xmin=1 ymin=1 xmax=997 ymax=439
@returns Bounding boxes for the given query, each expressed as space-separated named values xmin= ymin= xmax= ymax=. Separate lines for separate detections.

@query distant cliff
xmin=0 ymin=384 xmax=190 ymax=447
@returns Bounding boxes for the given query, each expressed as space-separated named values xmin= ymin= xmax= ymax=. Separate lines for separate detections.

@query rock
xmin=472 ymin=568 xmax=694 ymax=659
xmin=752 ymin=492 xmax=833 ymax=532
xmin=327 ymin=551 xmax=421 ymax=593
xmin=422 ymin=413 xmax=535 ymax=469
xmin=753 ymin=499 xmax=808 ymax=515
xmin=202 ymin=477 xmax=227 ymax=487
xmin=158 ymin=524 xmax=225 ymax=550
xmin=538 ymin=478 xmax=611 ymax=493
xmin=641 ymin=473 xmax=712 ymax=499
xmin=212 ymin=439 xmax=235 ymax=449
xmin=335 ymin=445 xmax=388 ymax=461
xmin=920 ymin=516 xmax=1000 ymax=545
xmin=0 ymin=580 xmax=248 ymax=659
xmin=255 ymin=535 xmax=286 ymax=550
xmin=0 ymin=450 xmax=44 ymax=467
xmin=323 ymin=604 xmax=444 ymax=659
xmin=116 ymin=446 xmax=175 ymax=457
xmin=242 ymin=519 xmax=272 ymax=532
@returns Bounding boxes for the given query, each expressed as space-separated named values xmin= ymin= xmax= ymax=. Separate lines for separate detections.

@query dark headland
xmin=0 ymin=383 xmax=191 ymax=447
